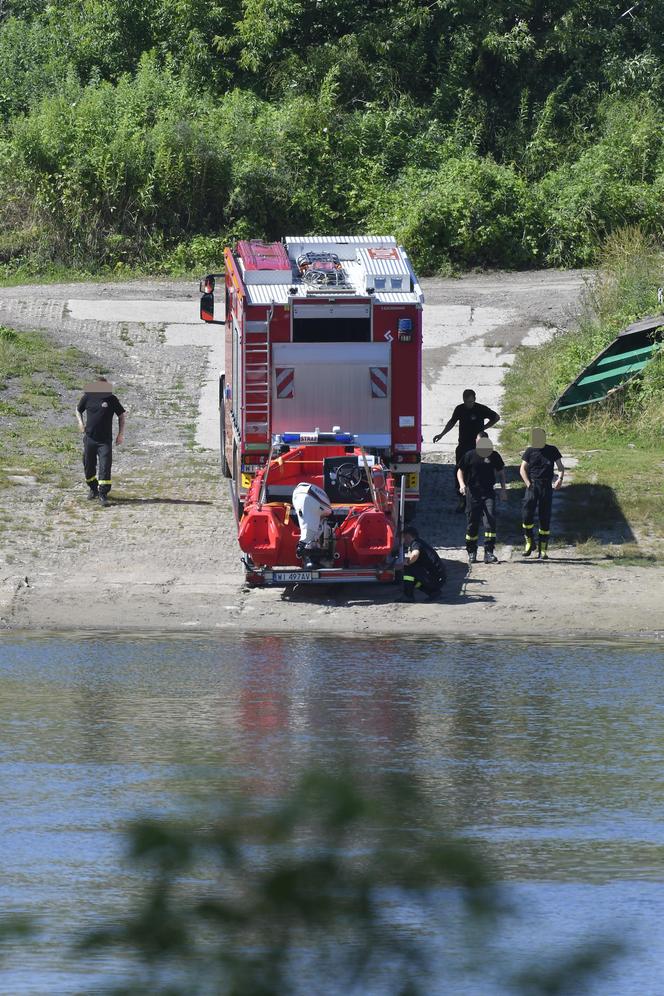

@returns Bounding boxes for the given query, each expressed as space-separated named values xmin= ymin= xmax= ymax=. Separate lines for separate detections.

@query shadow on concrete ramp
xmin=112 ymin=496 xmax=215 ymax=506
xmin=553 ymin=482 xmax=637 ymax=546
xmin=415 ymin=462 xmax=637 ymax=551
xmin=410 ymin=462 xmax=463 ymax=549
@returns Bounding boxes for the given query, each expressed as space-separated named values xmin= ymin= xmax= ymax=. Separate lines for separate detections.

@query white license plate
xmin=273 ymin=571 xmax=318 ymax=582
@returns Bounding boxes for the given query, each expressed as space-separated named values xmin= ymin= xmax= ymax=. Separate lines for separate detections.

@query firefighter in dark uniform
xmin=75 ymin=377 xmax=126 ymax=507
xmin=433 ymin=389 xmax=499 ymax=510
xmin=399 ymin=526 xmax=446 ymax=602
xmin=519 ymin=428 xmax=564 ymax=559
xmin=457 ymin=432 xmax=507 ymax=563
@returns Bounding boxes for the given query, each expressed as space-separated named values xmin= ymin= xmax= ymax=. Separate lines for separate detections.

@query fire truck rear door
xmin=272 ymin=342 xmax=391 ymax=446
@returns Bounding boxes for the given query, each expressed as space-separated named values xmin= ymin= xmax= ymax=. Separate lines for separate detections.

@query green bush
xmin=368 ymin=155 xmax=540 ymax=273
xmin=535 ymin=97 xmax=664 ymax=266
xmin=3 ymin=1 xmax=664 ymax=278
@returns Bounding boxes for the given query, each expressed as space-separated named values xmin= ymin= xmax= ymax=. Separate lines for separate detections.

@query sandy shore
xmin=1 ymin=271 xmax=662 ymax=641
xmin=3 ymin=559 xmax=663 ymax=642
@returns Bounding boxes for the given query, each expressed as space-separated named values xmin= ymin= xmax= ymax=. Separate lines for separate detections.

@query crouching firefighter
xmin=457 ymin=432 xmax=507 ymax=563
xmin=519 ymin=428 xmax=564 ymax=559
xmin=400 ymin=527 xmax=446 ymax=602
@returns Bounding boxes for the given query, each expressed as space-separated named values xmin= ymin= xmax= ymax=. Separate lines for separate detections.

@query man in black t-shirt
xmin=457 ymin=432 xmax=507 ymax=563
xmin=399 ymin=526 xmax=446 ymax=602
xmin=519 ymin=428 xmax=564 ymax=559
xmin=76 ymin=377 xmax=126 ymax=507
xmin=433 ymin=389 xmax=499 ymax=510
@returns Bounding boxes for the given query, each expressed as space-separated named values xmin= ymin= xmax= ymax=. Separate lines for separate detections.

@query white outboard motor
xmin=292 ymin=482 xmax=332 ymax=568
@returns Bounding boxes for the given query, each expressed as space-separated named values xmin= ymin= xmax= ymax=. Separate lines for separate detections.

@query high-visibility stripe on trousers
xmin=83 ymin=438 xmax=113 ymax=495
xmin=521 ymin=482 xmax=553 ymax=544
xmin=465 ymin=493 xmax=497 ymax=552
xmin=402 ymin=562 xmax=441 ymax=599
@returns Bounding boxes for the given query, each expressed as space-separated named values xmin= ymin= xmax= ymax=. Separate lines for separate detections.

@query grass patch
xmin=0 ymin=262 xmax=201 ymax=289
xmin=554 ymin=444 xmax=664 ymax=545
xmin=0 ymin=325 xmax=89 ymax=487
xmin=502 ymin=228 xmax=664 ymax=552
xmin=0 ymin=325 xmax=83 ymax=385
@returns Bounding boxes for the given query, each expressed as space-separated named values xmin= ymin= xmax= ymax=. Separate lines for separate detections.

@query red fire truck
xmin=201 ymin=236 xmax=423 ymax=503
xmin=200 ymin=236 xmax=424 ymax=584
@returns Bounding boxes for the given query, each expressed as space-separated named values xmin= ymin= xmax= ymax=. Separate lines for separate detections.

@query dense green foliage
xmin=2 ymin=0 xmax=664 ymax=275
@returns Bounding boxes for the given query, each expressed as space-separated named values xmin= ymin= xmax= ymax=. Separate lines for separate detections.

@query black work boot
xmin=467 ymin=547 xmax=477 ymax=564
xmin=398 ymin=581 xmax=415 ymax=602
xmin=484 ymin=546 xmax=498 ymax=564
xmin=99 ymin=493 xmax=110 ymax=508
xmin=87 ymin=487 xmax=99 ymax=501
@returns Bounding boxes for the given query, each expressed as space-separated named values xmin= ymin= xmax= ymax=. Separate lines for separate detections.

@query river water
xmin=1 ymin=634 xmax=663 ymax=994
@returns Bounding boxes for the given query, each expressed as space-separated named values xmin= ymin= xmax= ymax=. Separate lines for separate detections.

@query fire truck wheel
xmin=404 ymin=502 xmax=418 ymax=523
xmin=219 ymin=376 xmax=232 ymax=478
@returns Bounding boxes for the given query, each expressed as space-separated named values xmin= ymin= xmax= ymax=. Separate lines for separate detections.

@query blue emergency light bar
xmin=279 ymin=431 xmax=355 ymax=445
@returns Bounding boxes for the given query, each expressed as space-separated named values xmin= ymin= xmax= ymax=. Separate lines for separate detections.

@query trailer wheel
xmin=219 ymin=375 xmax=232 ymax=478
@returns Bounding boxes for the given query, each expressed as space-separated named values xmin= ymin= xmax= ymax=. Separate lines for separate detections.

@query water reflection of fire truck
xmin=200 ymin=236 xmax=424 ymax=585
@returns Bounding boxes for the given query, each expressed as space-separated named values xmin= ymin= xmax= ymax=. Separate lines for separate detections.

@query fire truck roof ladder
xmin=244 ymin=317 xmax=271 ymax=441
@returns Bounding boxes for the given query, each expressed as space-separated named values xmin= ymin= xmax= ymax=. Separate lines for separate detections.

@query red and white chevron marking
xmin=370 ymin=366 xmax=389 ymax=398
xmin=275 ymin=367 xmax=294 ymax=399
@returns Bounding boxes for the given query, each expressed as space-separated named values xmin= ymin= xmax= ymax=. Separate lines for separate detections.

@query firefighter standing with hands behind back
xmin=520 ymin=427 xmax=564 ymax=559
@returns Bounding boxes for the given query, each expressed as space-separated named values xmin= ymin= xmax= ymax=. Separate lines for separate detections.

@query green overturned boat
xmin=551 ymin=314 xmax=664 ymax=414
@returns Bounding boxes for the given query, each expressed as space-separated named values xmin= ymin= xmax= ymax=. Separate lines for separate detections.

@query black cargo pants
xmin=521 ymin=482 xmax=553 ymax=552
xmin=465 ymin=493 xmax=497 ymax=554
xmin=403 ymin=559 xmax=444 ymax=600
xmin=83 ymin=437 xmax=113 ymax=495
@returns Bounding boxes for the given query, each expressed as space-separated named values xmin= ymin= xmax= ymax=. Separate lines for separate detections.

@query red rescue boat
xmin=238 ymin=437 xmax=404 ymax=586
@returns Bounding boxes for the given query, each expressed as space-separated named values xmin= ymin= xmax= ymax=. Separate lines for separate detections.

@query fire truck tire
xmin=404 ymin=502 xmax=418 ymax=523
xmin=231 ymin=443 xmax=245 ymax=520
xmin=219 ymin=376 xmax=232 ymax=478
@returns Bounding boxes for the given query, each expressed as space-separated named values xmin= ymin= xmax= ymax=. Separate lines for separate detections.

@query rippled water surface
xmin=1 ymin=634 xmax=663 ymax=993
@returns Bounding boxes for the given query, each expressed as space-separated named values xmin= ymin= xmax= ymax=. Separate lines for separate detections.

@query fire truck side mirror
xmin=199 ymin=274 xmax=216 ymax=294
xmin=200 ymin=293 xmax=215 ymax=322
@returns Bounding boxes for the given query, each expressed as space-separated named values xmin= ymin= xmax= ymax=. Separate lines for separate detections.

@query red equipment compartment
xmin=237 ymin=240 xmax=291 ymax=271
xmin=372 ymin=303 xmax=421 ymax=451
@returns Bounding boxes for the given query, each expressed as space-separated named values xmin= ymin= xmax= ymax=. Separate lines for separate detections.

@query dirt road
xmin=1 ymin=272 xmax=662 ymax=641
